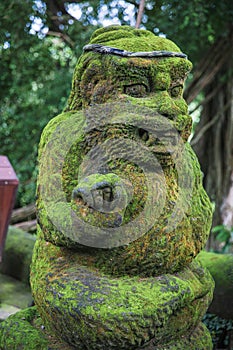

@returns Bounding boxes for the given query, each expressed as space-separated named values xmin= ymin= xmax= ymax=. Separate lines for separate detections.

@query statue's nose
xmin=72 ymin=182 xmax=117 ymax=212
xmin=72 ymin=174 xmax=131 ymax=214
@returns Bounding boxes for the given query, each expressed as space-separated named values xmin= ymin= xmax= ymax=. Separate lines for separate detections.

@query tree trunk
xmin=192 ymin=65 xmax=233 ymax=227
xmin=10 ymin=203 xmax=36 ymax=224
xmin=185 ymin=27 xmax=233 ymax=237
xmin=13 ymin=220 xmax=37 ymax=233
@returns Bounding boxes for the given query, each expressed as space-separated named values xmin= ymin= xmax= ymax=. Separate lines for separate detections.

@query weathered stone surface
xmin=0 ymin=304 xmax=21 ymax=322
xmin=137 ymin=322 xmax=213 ymax=349
xmin=0 ymin=308 xmax=212 ymax=350
xmin=30 ymin=236 xmax=214 ymax=349
xmin=37 ymin=77 xmax=212 ymax=276
xmin=0 ymin=307 xmax=48 ymax=350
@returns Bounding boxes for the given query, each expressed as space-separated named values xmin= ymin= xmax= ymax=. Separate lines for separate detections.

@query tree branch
xmin=47 ymin=30 xmax=75 ymax=47
xmin=185 ymin=28 xmax=233 ymax=103
xmin=44 ymin=0 xmax=81 ymax=33
xmin=191 ymin=99 xmax=233 ymax=146
xmin=135 ymin=0 xmax=145 ymax=28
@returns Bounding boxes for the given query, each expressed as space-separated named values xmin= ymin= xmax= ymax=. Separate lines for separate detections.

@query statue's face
xmin=84 ymin=56 xmax=189 ymax=103
xmin=79 ymin=54 xmax=192 ymax=141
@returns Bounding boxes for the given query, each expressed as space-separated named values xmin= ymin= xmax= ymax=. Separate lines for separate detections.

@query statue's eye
xmin=170 ymin=85 xmax=183 ymax=97
xmin=124 ymin=84 xmax=147 ymax=97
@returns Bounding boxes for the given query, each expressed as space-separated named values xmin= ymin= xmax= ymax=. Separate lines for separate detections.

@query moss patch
xmin=0 ymin=226 xmax=36 ymax=284
xmin=30 ymin=236 xmax=214 ymax=349
xmin=64 ymin=25 xmax=192 ymax=111
xmin=197 ymin=251 xmax=233 ymax=319
xmin=0 ymin=273 xmax=32 ymax=310
xmin=0 ymin=307 xmax=48 ymax=350
xmin=36 ymin=124 xmax=212 ymax=276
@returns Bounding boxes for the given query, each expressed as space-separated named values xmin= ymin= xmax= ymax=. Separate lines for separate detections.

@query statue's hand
xmin=71 ymin=173 xmax=131 ymax=227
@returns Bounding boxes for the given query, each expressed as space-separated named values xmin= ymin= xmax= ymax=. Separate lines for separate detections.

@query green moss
xmin=66 ymin=54 xmax=192 ymax=113
xmin=38 ymin=111 xmax=82 ymax=157
xmin=89 ymin=25 xmax=183 ymax=53
xmin=0 ymin=226 xmax=36 ymax=284
xmin=36 ymin=121 xmax=212 ymax=276
xmin=70 ymin=173 xmax=129 ymax=228
xmin=197 ymin=251 xmax=233 ymax=319
xmin=0 ymin=307 xmax=48 ymax=350
xmin=0 ymin=273 xmax=32 ymax=310
xmin=64 ymin=25 xmax=192 ymax=111
xmin=0 ymin=306 xmax=77 ymax=350
xmin=197 ymin=251 xmax=233 ymax=289
xmin=153 ymin=322 xmax=213 ymax=349
xmin=30 ymin=236 xmax=214 ymax=349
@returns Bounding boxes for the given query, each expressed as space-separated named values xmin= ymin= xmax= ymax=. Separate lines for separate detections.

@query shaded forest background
xmin=0 ymin=0 xmax=233 ymax=248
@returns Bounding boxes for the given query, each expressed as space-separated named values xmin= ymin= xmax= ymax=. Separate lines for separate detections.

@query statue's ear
xmin=78 ymin=56 xmax=109 ymax=106
xmin=64 ymin=54 xmax=103 ymax=111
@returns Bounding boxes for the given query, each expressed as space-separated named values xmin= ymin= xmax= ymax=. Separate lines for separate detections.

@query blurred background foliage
xmin=0 ymin=0 xmax=232 ymax=233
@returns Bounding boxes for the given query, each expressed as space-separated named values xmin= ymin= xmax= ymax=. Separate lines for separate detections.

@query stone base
xmin=0 ymin=307 xmax=74 ymax=350
xmin=0 ymin=307 xmax=212 ymax=350
xmin=137 ymin=322 xmax=212 ymax=349
xmin=30 ymin=238 xmax=214 ymax=349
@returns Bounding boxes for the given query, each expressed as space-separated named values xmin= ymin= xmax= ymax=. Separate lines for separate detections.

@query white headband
xmin=83 ymin=44 xmax=188 ymax=59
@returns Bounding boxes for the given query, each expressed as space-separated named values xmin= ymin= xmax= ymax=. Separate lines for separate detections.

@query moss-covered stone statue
xmin=0 ymin=25 xmax=215 ymax=349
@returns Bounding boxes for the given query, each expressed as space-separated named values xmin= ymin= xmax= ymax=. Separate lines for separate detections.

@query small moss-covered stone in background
xmin=197 ymin=251 xmax=233 ymax=319
xmin=0 ymin=226 xmax=36 ymax=284
xmin=0 ymin=307 xmax=48 ymax=350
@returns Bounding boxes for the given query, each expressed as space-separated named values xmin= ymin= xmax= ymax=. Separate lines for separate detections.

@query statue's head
xmin=66 ymin=25 xmax=192 ymax=121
